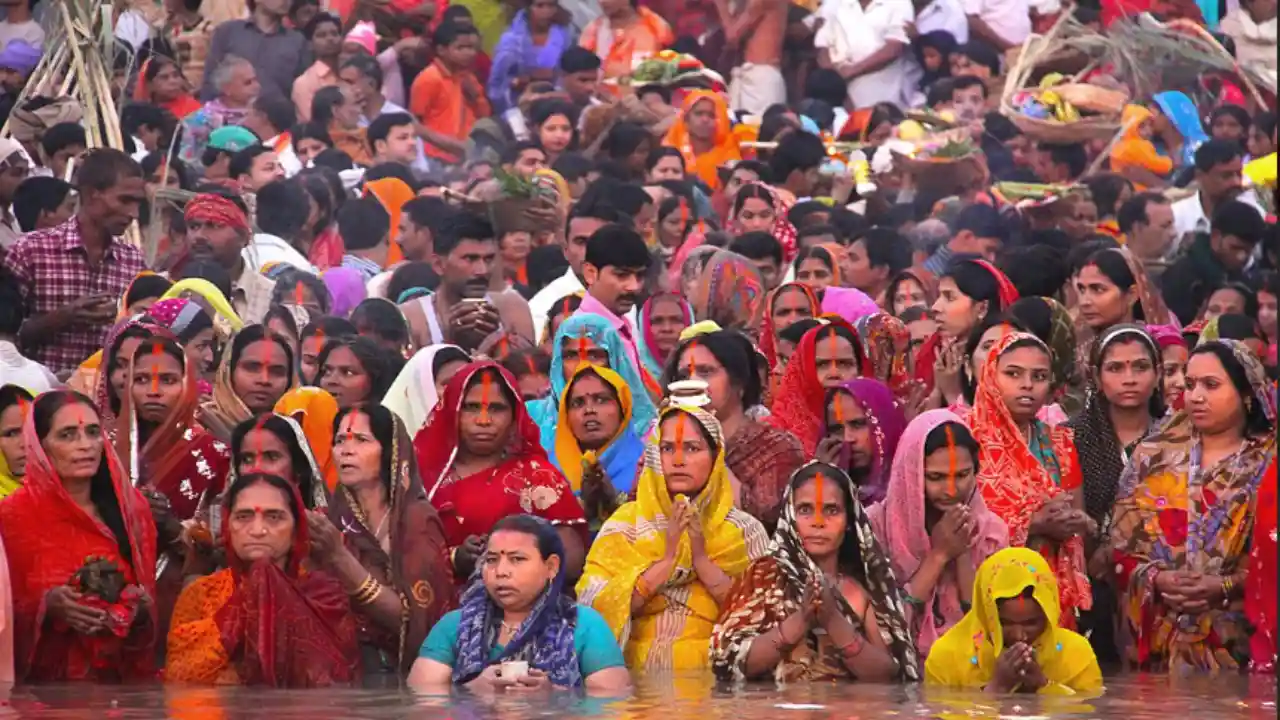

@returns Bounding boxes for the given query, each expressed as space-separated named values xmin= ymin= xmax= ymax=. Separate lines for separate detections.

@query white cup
xmin=500 ymin=660 xmax=529 ymax=680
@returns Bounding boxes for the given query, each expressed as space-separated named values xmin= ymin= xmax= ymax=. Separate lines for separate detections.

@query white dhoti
xmin=729 ymin=63 xmax=787 ymax=116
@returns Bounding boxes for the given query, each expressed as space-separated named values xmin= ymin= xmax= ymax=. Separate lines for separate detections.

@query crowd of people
xmin=0 ymin=0 xmax=1273 ymax=696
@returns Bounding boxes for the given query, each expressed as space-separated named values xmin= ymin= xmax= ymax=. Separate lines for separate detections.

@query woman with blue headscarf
xmin=527 ymin=314 xmax=659 ymax=453
xmin=408 ymin=515 xmax=631 ymax=691
xmin=1152 ymin=91 xmax=1209 ymax=171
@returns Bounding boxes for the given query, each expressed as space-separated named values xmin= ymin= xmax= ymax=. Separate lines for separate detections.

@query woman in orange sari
xmin=662 ymin=91 xmax=743 ymax=192
xmin=969 ymin=332 xmax=1092 ymax=629
xmin=0 ymin=390 xmax=158 ymax=682
xmin=275 ymin=387 xmax=340 ymax=491
xmin=365 ymin=177 xmax=415 ymax=268
xmin=166 ymin=472 xmax=359 ymax=686
xmin=135 ymin=56 xmax=203 ymax=121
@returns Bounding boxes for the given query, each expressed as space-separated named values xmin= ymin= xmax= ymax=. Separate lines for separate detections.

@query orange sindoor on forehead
xmin=16 ymin=395 xmax=28 ymax=419
xmin=577 ymin=330 xmax=590 ymax=365
xmin=673 ymin=413 xmax=687 ymax=464
xmin=678 ymin=199 xmax=689 ymax=228
xmin=812 ymin=471 xmax=826 ymax=527
xmin=249 ymin=415 xmax=269 ymax=472
xmin=826 ymin=327 xmax=839 ymax=360
xmin=150 ymin=341 xmax=164 ymax=393
xmin=944 ymin=424 xmax=957 ymax=497
xmin=686 ymin=341 xmax=698 ymax=380
xmin=478 ymin=373 xmax=493 ymax=424
xmin=498 ymin=335 xmax=510 ymax=359
xmin=525 ymin=354 xmax=537 ymax=375
xmin=832 ymin=391 xmax=846 ymax=425
xmin=294 ymin=281 xmax=306 ymax=306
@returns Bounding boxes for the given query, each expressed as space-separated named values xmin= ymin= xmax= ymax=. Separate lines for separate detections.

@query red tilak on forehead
xmin=673 ymin=413 xmax=687 ymax=464
xmin=833 ymin=391 xmax=845 ymax=424
xmin=525 ymin=354 xmax=537 ymax=375
xmin=478 ymin=373 xmax=493 ymax=423
xmin=246 ymin=415 xmax=270 ymax=473
xmin=826 ymin=327 xmax=839 ymax=358
xmin=813 ymin=471 xmax=827 ymax=527
xmin=498 ymin=335 xmax=509 ymax=359
xmin=577 ymin=330 xmax=589 ymax=365
xmin=150 ymin=341 xmax=164 ymax=393
xmin=945 ymin=424 xmax=957 ymax=496
xmin=294 ymin=281 xmax=306 ymax=306
xmin=16 ymin=396 xmax=28 ymax=417
xmin=686 ymin=341 xmax=698 ymax=380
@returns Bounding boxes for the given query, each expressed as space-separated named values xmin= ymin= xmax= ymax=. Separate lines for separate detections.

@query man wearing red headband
xmin=185 ymin=192 xmax=276 ymax=323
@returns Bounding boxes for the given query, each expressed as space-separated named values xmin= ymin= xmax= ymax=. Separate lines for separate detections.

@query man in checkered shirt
xmin=3 ymin=149 xmax=147 ymax=377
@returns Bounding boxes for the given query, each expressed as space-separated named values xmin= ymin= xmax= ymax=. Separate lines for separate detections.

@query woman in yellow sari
xmin=576 ymin=401 xmax=770 ymax=670
xmin=925 ymin=547 xmax=1102 ymax=695
xmin=274 ymin=387 xmax=340 ymax=492
xmin=662 ymin=91 xmax=744 ymax=193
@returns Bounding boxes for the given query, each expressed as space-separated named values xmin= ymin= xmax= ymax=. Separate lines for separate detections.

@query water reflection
xmin=0 ymin=673 xmax=1273 ymax=719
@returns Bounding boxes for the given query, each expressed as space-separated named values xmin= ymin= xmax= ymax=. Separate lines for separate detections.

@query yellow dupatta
xmin=274 ymin=387 xmax=340 ymax=491
xmin=553 ymin=364 xmax=634 ymax=493
xmin=576 ymin=405 xmax=768 ymax=670
xmin=0 ymin=385 xmax=33 ymax=498
xmin=925 ymin=548 xmax=1102 ymax=695
xmin=162 ymin=278 xmax=244 ymax=340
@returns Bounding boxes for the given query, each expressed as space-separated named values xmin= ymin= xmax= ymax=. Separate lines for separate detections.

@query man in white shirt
xmin=1171 ymin=138 xmax=1265 ymax=245
xmin=528 ymin=204 xmax=632 ymax=341
xmin=964 ymin=0 xmax=1030 ymax=49
xmin=915 ymin=0 xmax=970 ymax=41
xmin=0 ymin=0 xmax=43 ymax=51
xmin=815 ymin=0 xmax=914 ymax=109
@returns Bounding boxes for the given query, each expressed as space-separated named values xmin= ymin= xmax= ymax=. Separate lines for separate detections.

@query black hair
xmin=944 ymin=257 xmax=1009 ymax=315
xmin=1080 ymin=247 xmax=1144 ymax=320
xmin=585 ymin=223 xmax=651 ymax=271
xmin=1208 ymin=282 xmax=1259 ymax=319
xmin=855 ymin=227 xmax=912 ymax=274
xmin=500 ymin=139 xmax=546 ymax=166
xmin=664 ymin=330 xmax=763 ymax=410
xmin=338 ymin=196 xmax=391 ymax=251
xmin=367 ymin=112 xmax=416 ymax=153
xmin=41 ymin=122 xmax=87 ymax=159
xmin=778 ymin=317 xmax=823 ymax=344
xmin=921 ymin=421 xmax=980 ymax=473
xmin=546 ymin=294 xmax=583 ymax=333
xmin=1117 ymin=191 xmax=1170 ymax=235
xmin=1083 ymin=173 xmax=1133 ymax=219
xmin=529 ymin=97 xmax=578 ymax=136
xmin=885 ymin=270 xmax=930 ymax=316
xmin=256 ymin=179 xmax=312 ymax=240
xmin=13 ymin=177 xmax=74 ymax=232
xmin=262 ymin=305 xmax=300 ymax=343
xmin=121 ymin=103 xmax=179 ymax=149
xmin=729 ymin=159 xmax=771 ymax=185
xmin=636 ymin=85 xmax=672 ymax=105
xmin=310 ymin=86 xmax=347 ymax=128
xmin=433 ymin=21 xmax=478 ymax=48
xmin=655 ymin=195 xmax=694 ymax=242
xmin=793 ymin=244 xmax=837 ymax=273
xmin=502 ymin=346 xmax=551 ymax=382
xmin=104 ymin=325 xmax=157 ymax=412
xmin=76 ymin=148 xmax=144 ymax=192
xmin=1038 ymin=141 xmax=1087 ymax=179
xmin=600 ymin=121 xmax=651 ymax=163
xmin=926 ymin=78 xmax=956 ymax=108
xmin=768 ymin=132 xmax=825 ymax=184
xmin=728 ymin=231 xmax=783 ymax=266
xmin=1215 ymin=313 xmax=1262 ymax=342
xmin=0 ymin=384 xmax=33 ymax=416
xmin=1194 ymin=138 xmax=1244 ymax=173
xmin=999 ymin=244 xmax=1068 ymax=299
xmin=1092 ymin=328 xmax=1166 ymax=418
xmin=302 ymin=10 xmax=341 ymax=39
xmin=954 ymin=203 xmax=1008 ymax=244
xmin=332 ymin=403 xmax=398 ymax=493
xmin=291 ymin=121 xmax=334 ymax=153
xmin=33 ymin=391 xmax=132 ymax=563
xmin=342 ymin=53 xmax=383 ymax=89
xmin=178 ymin=259 xmax=234 ymax=301
xmin=432 ymin=346 xmax=471 ymax=378
xmin=302 ymin=316 xmax=357 ymax=343
xmin=253 ymin=95 xmax=298 ymax=136
xmin=228 ymin=145 xmax=272 ymax=180
xmin=229 ymin=325 xmax=296 ymax=392
xmin=316 ymin=335 xmax=397 ymax=404
xmin=646 ymin=146 xmax=684 ymax=174
xmin=124 ymin=274 xmax=174 ymax=309
xmin=559 ymin=46 xmax=601 ymax=73
xmin=804 ymin=67 xmax=847 ymax=110
xmin=956 ymin=41 xmax=1000 ymax=75
xmin=489 ymin=514 xmax=567 ymax=565
xmin=1189 ymin=342 xmax=1273 ymax=436
xmin=350 ymin=298 xmax=410 ymax=348
xmin=271 ymin=267 xmax=332 ymax=315
xmin=899 ymin=305 xmax=930 ymax=323
xmin=789 ymin=200 xmax=832 ymax=230
xmin=140 ymin=151 xmax=192 ymax=190
xmin=229 ymin=415 xmax=322 ymax=509
xmin=386 ymin=261 xmax=440 ymax=302
xmin=731 ymin=182 xmax=776 ymax=218
xmin=948 ymin=74 xmax=989 ymax=99
xmin=758 ymin=106 xmax=798 ymax=147
xmin=129 ymin=335 xmax=186 ymax=380
xmin=1212 ymin=199 xmax=1268 ymax=246
xmin=403 ymin=196 xmax=454 ymax=235
xmin=552 ymin=152 xmax=592 ymax=183
xmin=434 ymin=211 xmax=495 ymax=257
xmin=364 ymin=163 xmax=417 ymax=190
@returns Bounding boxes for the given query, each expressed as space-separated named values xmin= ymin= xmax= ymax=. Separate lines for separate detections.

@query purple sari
xmin=831 ymin=378 xmax=907 ymax=505
xmin=487 ymin=11 xmax=572 ymax=113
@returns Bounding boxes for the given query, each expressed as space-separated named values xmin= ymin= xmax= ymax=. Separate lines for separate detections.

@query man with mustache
xmin=574 ymin=223 xmax=652 ymax=382
xmin=402 ymin=211 xmax=535 ymax=350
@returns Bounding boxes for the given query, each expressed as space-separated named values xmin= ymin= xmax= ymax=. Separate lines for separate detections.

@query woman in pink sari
xmin=867 ymin=409 xmax=1007 ymax=656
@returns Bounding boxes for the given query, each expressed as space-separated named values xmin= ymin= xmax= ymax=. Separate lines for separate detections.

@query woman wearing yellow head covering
xmin=66 ymin=273 xmax=179 ymax=396
xmin=662 ymin=90 xmax=743 ymax=192
xmin=576 ymin=404 xmax=769 ymax=670
xmin=924 ymin=547 xmax=1102 ymax=695
xmin=274 ymin=387 xmax=340 ymax=492
xmin=0 ymin=385 xmax=32 ymax=498
xmin=365 ymin=177 xmax=416 ymax=268
xmin=553 ymin=365 xmax=646 ymax=533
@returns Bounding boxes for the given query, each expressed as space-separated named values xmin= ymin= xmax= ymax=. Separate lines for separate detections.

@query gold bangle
xmin=351 ymin=574 xmax=379 ymax=605
xmin=357 ymin=582 xmax=384 ymax=606
xmin=635 ymin=575 xmax=652 ymax=599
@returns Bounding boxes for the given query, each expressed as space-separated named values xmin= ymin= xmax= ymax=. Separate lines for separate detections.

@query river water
xmin=4 ymin=673 xmax=1275 ymax=719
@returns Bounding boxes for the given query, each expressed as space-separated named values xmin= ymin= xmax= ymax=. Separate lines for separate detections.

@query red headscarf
xmin=969 ymin=332 xmax=1090 ymax=627
xmin=185 ymin=193 xmax=250 ymax=233
xmin=766 ymin=321 xmax=874 ymax=455
xmin=913 ymin=259 xmax=1020 ymax=392
xmin=1247 ymin=454 xmax=1278 ymax=672
xmin=759 ymin=282 xmax=821 ymax=370
xmin=0 ymin=391 xmax=158 ymax=682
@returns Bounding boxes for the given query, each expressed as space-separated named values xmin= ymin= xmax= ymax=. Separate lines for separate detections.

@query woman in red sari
xmin=1247 ymin=454 xmax=1277 ymax=672
xmin=414 ymin=361 xmax=587 ymax=582
xmin=970 ymin=332 xmax=1092 ymax=629
xmin=115 ymin=336 xmax=232 ymax=644
xmin=0 ymin=390 xmax=158 ymax=682
xmin=759 ymin=282 xmax=821 ymax=375
xmin=768 ymin=321 xmax=873 ymax=455
xmin=166 ymin=472 xmax=359 ymax=686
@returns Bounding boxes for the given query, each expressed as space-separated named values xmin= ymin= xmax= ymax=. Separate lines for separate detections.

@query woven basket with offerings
xmin=893 ymin=129 xmax=990 ymax=198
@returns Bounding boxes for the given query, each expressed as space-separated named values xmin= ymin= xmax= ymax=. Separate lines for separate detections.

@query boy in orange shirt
xmin=410 ymin=22 xmax=490 ymax=165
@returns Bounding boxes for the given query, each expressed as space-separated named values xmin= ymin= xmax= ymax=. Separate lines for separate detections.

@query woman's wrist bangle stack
xmin=1221 ymin=576 xmax=1235 ymax=605
xmin=838 ymin=633 xmax=866 ymax=659
xmin=352 ymin=574 xmax=382 ymax=605
xmin=635 ymin=575 xmax=653 ymax=599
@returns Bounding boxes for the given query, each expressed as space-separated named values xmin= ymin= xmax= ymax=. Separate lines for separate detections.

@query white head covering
xmin=381 ymin=344 xmax=466 ymax=433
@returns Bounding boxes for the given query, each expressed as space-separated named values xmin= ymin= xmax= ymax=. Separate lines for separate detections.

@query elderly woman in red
xmin=415 ymin=361 xmax=587 ymax=583
xmin=768 ymin=321 xmax=873 ymax=455
xmin=0 ymin=390 xmax=158 ymax=682
xmin=165 ymin=472 xmax=359 ymax=686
